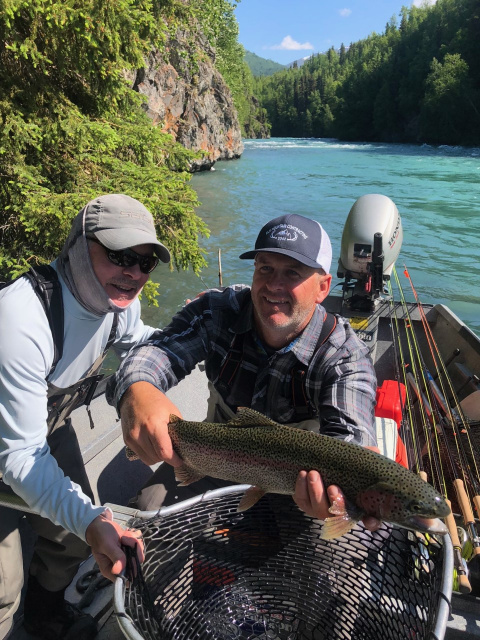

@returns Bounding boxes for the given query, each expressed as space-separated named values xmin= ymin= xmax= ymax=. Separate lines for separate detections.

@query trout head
xmin=357 ymin=481 xmax=450 ymax=534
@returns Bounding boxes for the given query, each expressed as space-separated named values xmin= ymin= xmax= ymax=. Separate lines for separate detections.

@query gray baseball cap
xmin=239 ymin=214 xmax=332 ymax=273
xmin=84 ymin=194 xmax=170 ymax=263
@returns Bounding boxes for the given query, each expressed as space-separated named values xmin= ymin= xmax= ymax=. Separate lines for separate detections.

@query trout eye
xmin=408 ymin=501 xmax=423 ymax=513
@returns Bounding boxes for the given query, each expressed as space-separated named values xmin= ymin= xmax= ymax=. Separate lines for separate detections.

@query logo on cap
xmin=267 ymin=223 xmax=307 ymax=243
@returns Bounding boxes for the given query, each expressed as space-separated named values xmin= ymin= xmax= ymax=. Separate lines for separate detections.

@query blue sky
xmin=235 ymin=0 xmax=437 ymax=65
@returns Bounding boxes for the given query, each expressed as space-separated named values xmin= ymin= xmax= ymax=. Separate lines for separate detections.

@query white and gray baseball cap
xmin=84 ymin=194 xmax=170 ymax=263
xmin=239 ymin=214 xmax=332 ymax=273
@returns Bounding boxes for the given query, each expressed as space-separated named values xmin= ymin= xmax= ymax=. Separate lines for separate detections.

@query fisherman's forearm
xmin=109 ymin=344 xmax=176 ymax=409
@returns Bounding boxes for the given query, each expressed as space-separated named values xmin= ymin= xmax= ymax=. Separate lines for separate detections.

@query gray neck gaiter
xmin=57 ymin=206 xmax=131 ymax=316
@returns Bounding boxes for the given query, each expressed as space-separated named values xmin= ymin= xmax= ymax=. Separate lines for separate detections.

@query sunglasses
xmin=89 ymin=237 xmax=159 ymax=274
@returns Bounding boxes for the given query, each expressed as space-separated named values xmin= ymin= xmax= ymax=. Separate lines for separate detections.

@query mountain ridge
xmin=244 ymin=50 xmax=286 ymax=76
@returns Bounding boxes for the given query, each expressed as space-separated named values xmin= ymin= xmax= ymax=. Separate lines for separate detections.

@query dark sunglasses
xmin=89 ymin=237 xmax=159 ymax=274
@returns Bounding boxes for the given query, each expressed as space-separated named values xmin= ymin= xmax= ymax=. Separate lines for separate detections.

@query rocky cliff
xmin=133 ymin=29 xmax=244 ymax=171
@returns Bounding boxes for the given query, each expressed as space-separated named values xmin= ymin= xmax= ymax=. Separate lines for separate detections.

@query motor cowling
xmin=338 ymin=194 xmax=403 ymax=280
xmin=338 ymin=194 xmax=403 ymax=308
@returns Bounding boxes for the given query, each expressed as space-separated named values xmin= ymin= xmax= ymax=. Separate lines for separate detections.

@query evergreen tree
xmin=421 ymin=53 xmax=480 ymax=143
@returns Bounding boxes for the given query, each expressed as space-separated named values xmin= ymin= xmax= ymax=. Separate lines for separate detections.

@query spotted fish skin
xmin=168 ymin=408 xmax=450 ymax=539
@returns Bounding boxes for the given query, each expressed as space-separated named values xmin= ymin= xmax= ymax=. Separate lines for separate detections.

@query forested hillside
xmin=253 ymin=0 xmax=480 ymax=145
xmin=244 ymin=50 xmax=286 ymax=76
xmin=0 ymin=0 xmax=256 ymax=287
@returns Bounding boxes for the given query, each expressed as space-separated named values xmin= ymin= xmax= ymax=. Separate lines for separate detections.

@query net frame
xmin=114 ymin=485 xmax=453 ymax=640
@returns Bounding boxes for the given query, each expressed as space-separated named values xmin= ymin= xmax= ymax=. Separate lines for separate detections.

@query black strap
xmin=84 ymin=313 xmax=119 ymax=428
xmin=24 ymin=265 xmax=64 ymax=378
xmin=291 ymin=312 xmax=337 ymax=419
xmin=216 ymin=332 xmax=244 ymax=395
xmin=104 ymin=313 xmax=119 ymax=355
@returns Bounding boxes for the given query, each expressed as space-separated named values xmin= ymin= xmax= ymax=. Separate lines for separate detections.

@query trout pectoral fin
xmin=320 ymin=496 xmax=360 ymax=540
xmin=175 ymin=465 xmax=205 ymax=486
xmin=321 ymin=514 xmax=358 ymax=540
xmin=237 ymin=487 xmax=266 ymax=511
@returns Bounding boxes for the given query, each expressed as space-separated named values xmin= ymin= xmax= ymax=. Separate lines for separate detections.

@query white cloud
xmin=268 ymin=35 xmax=314 ymax=51
xmin=412 ymin=0 xmax=437 ymax=6
xmin=339 ymin=8 xmax=352 ymax=17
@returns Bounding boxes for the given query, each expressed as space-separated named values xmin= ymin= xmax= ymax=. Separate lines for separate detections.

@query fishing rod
xmin=402 ymin=266 xmax=480 ymax=523
xmin=404 ymin=371 xmax=442 ymax=482
xmin=401 ymin=265 xmax=480 ymax=589
xmin=385 ymin=288 xmax=420 ymax=472
xmin=395 ymin=268 xmax=468 ymax=482
xmin=404 ymin=267 xmax=480 ymax=473
xmin=391 ymin=270 xmax=447 ymax=492
xmin=426 ymin=370 xmax=480 ymax=497
xmin=385 ymin=289 xmax=424 ymax=474
xmin=391 ymin=267 xmax=471 ymax=592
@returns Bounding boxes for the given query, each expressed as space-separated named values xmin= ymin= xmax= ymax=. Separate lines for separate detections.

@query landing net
xmin=114 ymin=485 xmax=452 ymax=640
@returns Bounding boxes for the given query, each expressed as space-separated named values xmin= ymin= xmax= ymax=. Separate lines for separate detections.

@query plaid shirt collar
xmin=230 ymin=295 xmax=326 ymax=366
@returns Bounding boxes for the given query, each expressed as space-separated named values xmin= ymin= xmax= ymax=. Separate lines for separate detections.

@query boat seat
xmin=375 ymin=416 xmax=398 ymax=461
xmin=452 ymin=362 xmax=480 ymax=394
xmin=457 ymin=389 xmax=480 ymax=421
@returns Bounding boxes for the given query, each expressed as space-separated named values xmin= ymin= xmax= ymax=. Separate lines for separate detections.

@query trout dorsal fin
xmin=227 ymin=407 xmax=281 ymax=428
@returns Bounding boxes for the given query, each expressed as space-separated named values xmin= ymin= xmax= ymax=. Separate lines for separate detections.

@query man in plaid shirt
xmin=109 ymin=214 xmax=379 ymax=527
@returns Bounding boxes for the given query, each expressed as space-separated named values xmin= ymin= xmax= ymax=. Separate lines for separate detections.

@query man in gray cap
xmin=0 ymin=194 xmax=169 ymax=639
xmin=108 ymin=214 xmax=379 ymax=525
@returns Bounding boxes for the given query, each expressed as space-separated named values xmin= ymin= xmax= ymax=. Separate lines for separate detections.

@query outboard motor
xmin=338 ymin=194 xmax=403 ymax=311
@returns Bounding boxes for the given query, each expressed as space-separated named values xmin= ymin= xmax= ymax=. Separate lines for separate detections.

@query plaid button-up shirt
xmin=109 ymin=286 xmax=377 ymax=446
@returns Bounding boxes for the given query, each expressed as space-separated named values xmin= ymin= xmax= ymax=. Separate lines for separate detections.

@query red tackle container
xmin=375 ymin=380 xmax=408 ymax=468
xmin=375 ymin=380 xmax=406 ymax=430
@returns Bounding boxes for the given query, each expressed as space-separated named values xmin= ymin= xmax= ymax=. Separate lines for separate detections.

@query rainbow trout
xmin=167 ymin=408 xmax=450 ymax=539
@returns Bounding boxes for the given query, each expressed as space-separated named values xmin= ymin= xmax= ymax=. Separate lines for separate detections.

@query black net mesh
xmin=118 ymin=488 xmax=448 ymax=640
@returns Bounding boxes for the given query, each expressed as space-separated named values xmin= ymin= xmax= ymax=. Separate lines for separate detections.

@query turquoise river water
xmin=142 ymin=138 xmax=480 ymax=336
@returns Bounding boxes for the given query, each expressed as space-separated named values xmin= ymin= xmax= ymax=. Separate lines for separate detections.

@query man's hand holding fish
xmin=294 ymin=459 xmax=382 ymax=528
xmin=120 ymin=381 xmax=182 ymax=467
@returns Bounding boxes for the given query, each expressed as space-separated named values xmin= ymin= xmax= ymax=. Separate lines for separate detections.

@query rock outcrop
xmin=133 ymin=29 xmax=244 ymax=171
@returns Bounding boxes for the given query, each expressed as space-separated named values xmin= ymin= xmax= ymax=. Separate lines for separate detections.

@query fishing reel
xmin=338 ymin=194 xmax=403 ymax=312
xmin=453 ymin=525 xmax=480 ymax=595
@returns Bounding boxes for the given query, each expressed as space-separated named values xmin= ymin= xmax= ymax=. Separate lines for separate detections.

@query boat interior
xmin=4 ymin=194 xmax=480 ymax=639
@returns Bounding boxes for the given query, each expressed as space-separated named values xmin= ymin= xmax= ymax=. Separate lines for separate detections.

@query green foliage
xmin=421 ymin=53 xmax=479 ymax=143
xmin=193 ymin=0 xmax=267 ymax=137
xmin=253 ymin=0 xmax=480 ymax=145
xmin=193 ymin=0 xmax=244 ymax=103
xmin=0 ymin=0 xmax=209 ymax=303
xmin=244 ymin=50 xmax=285 ymax=77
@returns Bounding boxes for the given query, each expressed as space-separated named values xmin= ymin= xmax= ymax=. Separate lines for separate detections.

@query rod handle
xmin=446 ymin=500 xmax=472 ymax=594
xmin=457 ymin=571 xmax=472 ymax=594
xmin=473 ymin=495 xmax=480 ymax=519
xmin=445 ymin=500 xmax=462 ymax=548
xmin=453 ymin=478 xmax=476 ymax=523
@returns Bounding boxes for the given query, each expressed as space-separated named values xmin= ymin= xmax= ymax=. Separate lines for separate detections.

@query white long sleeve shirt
xmin=0 ymin=263 xmax=155 ymax=540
